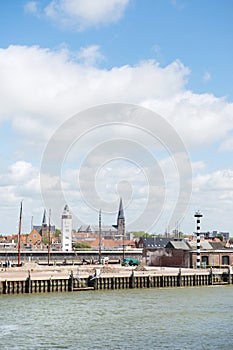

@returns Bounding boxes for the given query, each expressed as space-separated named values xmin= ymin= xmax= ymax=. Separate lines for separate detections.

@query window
xmin=222 ymin=256 xmax=229 ymax=265
xmin=201 ymin=256 xmax=209 ymax=266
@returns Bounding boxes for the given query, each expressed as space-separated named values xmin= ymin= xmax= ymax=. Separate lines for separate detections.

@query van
xmin=122 ymin=258 xmax=140 ymax=266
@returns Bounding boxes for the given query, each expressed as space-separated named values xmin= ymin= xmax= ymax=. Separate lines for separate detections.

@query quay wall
xmin=1 ymin=270 xmax=232 ymax=295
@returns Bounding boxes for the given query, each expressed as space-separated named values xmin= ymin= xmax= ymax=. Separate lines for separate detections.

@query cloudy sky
xmin=0 ymin=0 xmax=233 ymax=236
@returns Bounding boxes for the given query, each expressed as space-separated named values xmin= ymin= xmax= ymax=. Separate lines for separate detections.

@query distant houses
xmin=72 ymin=198 xmax=133 ymax=250
xmin=0 ymin=198 xmax=129 ymax=252
xmin=0 ymin=199 xmax=233 ymax=269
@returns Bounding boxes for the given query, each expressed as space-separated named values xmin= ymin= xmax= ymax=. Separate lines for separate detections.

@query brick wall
xmin=146 ymin=248 xmax=233 ymax=267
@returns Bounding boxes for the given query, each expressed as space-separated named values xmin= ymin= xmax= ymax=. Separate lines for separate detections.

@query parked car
xmin=122 ymin=258 xmax=140 ymax=266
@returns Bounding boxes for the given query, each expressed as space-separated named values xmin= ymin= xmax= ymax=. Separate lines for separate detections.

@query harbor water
xmin=0 ymin=286 xmax=232 ymax=350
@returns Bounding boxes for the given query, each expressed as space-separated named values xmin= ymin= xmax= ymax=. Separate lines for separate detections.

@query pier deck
xmin=0 ymin=264 xmax=232 ymax=295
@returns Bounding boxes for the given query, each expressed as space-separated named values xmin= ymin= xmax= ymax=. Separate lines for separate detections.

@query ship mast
xmin=18 ymin=201 xmax=23 ymax=266
xmin=99 ymin=209 xmax=102 ymax=263
xmin=48 ymin=209 xmax=51 ymax=265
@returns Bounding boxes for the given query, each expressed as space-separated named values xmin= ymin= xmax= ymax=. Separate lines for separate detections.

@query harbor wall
xmin=1 ymin=270 xmax=232 ymax=295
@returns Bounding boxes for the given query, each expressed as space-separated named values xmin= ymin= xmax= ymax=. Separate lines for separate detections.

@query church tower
xmin=61 ymin=204 xmax=72 ymax=251
xmin=112 ymin=198 xmax=125 ymax=238
xmin=117 ymin=198 xmax=125 ymax=237
xmin=41 ymin=209 xmax=48 ymax=238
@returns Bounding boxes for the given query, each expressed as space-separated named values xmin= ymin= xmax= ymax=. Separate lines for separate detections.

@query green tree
xmin=130 ymin=231 xmax=151 ymax=238
xmin=55 ymin=229 xmax=61 ymax=237
xmin=74 ymin=242 xmax=91 ymax=249
xmin=43 ymin=237 xmax=49 ymax=244
xmin=217 ymin=235 xmax=224 ymax=242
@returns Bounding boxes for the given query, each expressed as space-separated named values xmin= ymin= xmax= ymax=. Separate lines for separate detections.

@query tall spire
xmin=42 ymin=209 xmax=46 ymax=225
xmin=118 ymin=198 xmax=124 ymax=219
xmin=112 ymin=198 xmax=125 ymax=239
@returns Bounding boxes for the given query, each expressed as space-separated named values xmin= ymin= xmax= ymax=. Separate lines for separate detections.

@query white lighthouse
xmin=61 ymin=204 xmax=72 ymax=251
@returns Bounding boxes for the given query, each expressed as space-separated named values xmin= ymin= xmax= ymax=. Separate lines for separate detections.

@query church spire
xmin=118 ymin=198 xmax=124 ymax=219
xmin=42 ymin=209 xmax=46 ymax=225
xmin=112 ymin=198 xmax=125 ymax=238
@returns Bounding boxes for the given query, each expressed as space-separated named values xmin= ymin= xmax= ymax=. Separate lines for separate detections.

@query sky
xmin=0 ymin=0 xmax=233 ymax=236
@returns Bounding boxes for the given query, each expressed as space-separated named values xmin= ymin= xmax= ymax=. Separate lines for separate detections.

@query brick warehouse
xmin=144 ymin=240 xmax=233 ymax=268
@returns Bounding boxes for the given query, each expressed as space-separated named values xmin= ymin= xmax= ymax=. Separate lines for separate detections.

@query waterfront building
xmin=137 ymin=237 xmax=172 ymax=249
xmin=145 ymin=239 xmax=233 ymax=267
xmin=61 ymin=204 xmax=72 ymax=251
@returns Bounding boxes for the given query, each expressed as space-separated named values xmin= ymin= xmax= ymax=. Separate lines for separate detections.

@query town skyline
xmin=0 ymin=1 xmax=233 ymax=235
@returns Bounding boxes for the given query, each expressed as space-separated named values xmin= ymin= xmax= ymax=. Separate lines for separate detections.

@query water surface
xmin=0 ymin=286 xmax=232 ymax=349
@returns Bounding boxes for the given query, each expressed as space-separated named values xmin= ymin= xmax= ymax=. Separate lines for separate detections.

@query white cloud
xmin=44 ymin=0 xmax=130 ymax=30
xmin=77 ymin=45 xmax=105 ymax=66
xmin=24 ymin=1 xmax=38 ymax=14
xmin=145 ymin=91 xmax=233 ymax=148
xmin=192 ymin=161 xmax=206 ymax=173
xmin=1 ymin=44 xmax=233 ymax=234
xmin=186 ymin=169 xmax=233 ymax=232
xmin=0 ymin=46 xmax=193 ymax=148
xmin=194 ymin=169 xmax=233 ymax=193
xmin=218 ymin=135 xmax=233 ymax=152
xmin=0 ymin=161 xmax=40 ymax=201
xmin=0 ymin=161 xmax=42 ymax=233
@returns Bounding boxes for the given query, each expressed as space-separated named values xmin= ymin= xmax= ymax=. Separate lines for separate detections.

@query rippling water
xmin=0 ymin=286 xmax=233 ymax=349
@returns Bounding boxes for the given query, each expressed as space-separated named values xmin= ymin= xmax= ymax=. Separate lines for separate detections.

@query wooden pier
xmin=0 ymin=268 xmax=232 ymax=295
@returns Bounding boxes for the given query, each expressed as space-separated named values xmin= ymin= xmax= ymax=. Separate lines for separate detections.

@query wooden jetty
xmin=0 ymin=268 xmax=232 ymax=295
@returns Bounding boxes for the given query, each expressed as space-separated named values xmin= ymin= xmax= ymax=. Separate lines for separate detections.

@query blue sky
xmin=0 ymin=0 xmax=233 ymax=235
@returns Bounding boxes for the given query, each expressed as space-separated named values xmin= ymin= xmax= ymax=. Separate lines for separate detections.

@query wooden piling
xmin=0 ymin=270 xmax=232 ymax=295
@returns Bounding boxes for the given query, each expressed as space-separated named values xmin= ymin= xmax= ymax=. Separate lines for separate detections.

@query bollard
xmin=177 ymin=268 xmax=182 ymax=287
xmin=68 ymin=271 xmax=74 ymax=292
xmin=25 ymin=271 xmax=31 ymax=293
xmin=208 ymin=267 xmax=213 ymax=285
xmin=129 ymin=271 xmax=135 ymax=288
xmin=87 ymin=275 xmax=97 ymax=289
xmin=147 ymin=276 xmax=151 ymax=288
xmin=2 ymin=280 xmax=7 ymax=294
xmin=227 ymin=266 xmax=232 ymax=284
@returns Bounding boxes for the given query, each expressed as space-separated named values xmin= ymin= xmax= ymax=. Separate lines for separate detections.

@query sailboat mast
xmin=48 ymin=209 xmax=51 ymax=265
xmin=18 ymin=201 xmax=22 ymax=266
